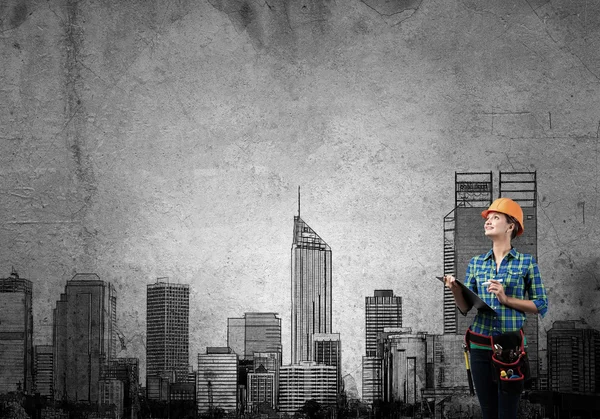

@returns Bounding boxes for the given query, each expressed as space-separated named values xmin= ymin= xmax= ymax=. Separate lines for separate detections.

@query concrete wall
xmin=1 ymin=0 xmax=600 ymax=391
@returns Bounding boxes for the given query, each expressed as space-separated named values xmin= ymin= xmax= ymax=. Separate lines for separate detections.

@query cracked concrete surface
xmin=1 ymin=0 xmax=600 ymax=390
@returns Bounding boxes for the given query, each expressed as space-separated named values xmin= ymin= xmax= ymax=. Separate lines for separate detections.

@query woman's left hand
xmin=487 ymin=279 xmax=508 ymax=304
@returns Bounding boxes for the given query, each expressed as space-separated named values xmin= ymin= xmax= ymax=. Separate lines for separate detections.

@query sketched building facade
xmin=362 ymin=290 xmax=402 ymax=403
xmin=197 ymin=347 xmax=238 ymax=414
xmin=247 ymin=368 xmax=276 ymax=411
xmin=99 ymin=379 xmax=124 ymax=417
xmin=0 ymin=271 xmax=33 ymax=394
xmin=101 ymin=357 xmax=140 ymax=418
xmin=53 ymin=274 xmax=117 ymax=402
xmin=378 ymin=328 xmax=427 ymax=404
xmin=34 ymin=345 xmax=54 ymax=397
xmin=291 ymin=213 xmax=332 ymax=364
xmin=362 ymin=357 xmax=383 ymax=404
xmin=547 ymin=320 xmax=600 ymax=394
xmin=313 ymin=333 xmax=342 ymax=393
xmin=227 ymin=312 xmax=282 ymax=361
xmin=253 ymin=352 xmax=281 ymax=409
xmin=365 ymin=290 xmax=403 ymax=356
xmin=146 ymin=280 xmax=190 ymax=398
xmin=279 ymin=361 xmax=337 ymax=414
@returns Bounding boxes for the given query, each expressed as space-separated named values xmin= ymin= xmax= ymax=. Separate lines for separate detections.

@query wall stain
xmin=64 ymin=0 xmax=97 ymax=268
xmin=207 ymin=0 xmax=333 ymax=58
xmin=0 ymin=0 xmax=29 ymax=31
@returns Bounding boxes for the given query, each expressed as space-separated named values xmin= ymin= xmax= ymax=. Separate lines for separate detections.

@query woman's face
xmin=484 ymin=211 xmax=513 ymax=238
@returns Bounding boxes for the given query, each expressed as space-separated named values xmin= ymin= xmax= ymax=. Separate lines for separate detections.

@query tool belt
xmin=465 ymin=328 xmax=531 ymax=394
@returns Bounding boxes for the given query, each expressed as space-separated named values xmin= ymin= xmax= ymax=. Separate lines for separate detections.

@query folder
xmin=436 ymin=276 xmax=495 ymax=313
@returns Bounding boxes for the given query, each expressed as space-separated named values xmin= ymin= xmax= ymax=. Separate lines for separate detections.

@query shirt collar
xmin=483 ymin=247 xmax=519 ymax=260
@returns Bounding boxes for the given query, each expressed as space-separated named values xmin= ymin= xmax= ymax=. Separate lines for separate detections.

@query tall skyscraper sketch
xmin=365 ymin=290 xmax=402 ymax=357
xmin=0 ymin=270 xmax=33 ymax=394
xmin=442 ymin=172 xmax=540 ymax=384
xmin=53 ymin=274 xmax=117 ymax=402
xmin=291 ymin=192 xmax=332 ymax=364
xmin=146 ymin=280 xmax=190 ymax=392
xmin=362 ymin=290 xmax=402 ymax=402
xmin=227 ymin=312 xmax=282 ymax=361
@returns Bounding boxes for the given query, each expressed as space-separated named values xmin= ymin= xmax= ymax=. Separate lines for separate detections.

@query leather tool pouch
xmin=490 ymin=330 xmax=530 ymax=394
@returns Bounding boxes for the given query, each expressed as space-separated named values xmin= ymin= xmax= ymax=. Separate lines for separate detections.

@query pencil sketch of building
xmin=313 ymin=332 xmax=342 ymax=394
xmin=247 ymin=367 xmax=276 ymax=411
xmin=0 ymin=270 xmax=33 ymax=394
xmin=362 ymin=290 xmax=403 ymax=403
xmin=146 ymin=280 xmax=190 ymax=399
xmin=53 ymin=274 xmax=117 ymax=403
xmin=227 ymin=312 xmax=282 ymax=362
xmin=101 ymin=357 xmax=140 ymax=418
xmin=278 ymin=361 xmax=337 ymax=413
xmin=547 ymin=320 xmax=600 ymax=394
xmin=252 ymin=352 xmax=281 ymax=410
xmin=34 ymin=344 xmax=54 ymax=397
xmin=197 ymin=347 xmax=238 ymax=414
xmin=291 ymin=201 xmax=332 ymax=364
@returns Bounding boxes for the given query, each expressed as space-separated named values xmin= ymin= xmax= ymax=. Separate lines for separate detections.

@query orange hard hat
xmin=481 ymin=198 xmax=524 ymax=236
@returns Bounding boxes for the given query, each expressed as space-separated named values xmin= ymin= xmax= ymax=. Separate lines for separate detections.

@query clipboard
xmin=436 ymin=276 xmax=496 ymax=313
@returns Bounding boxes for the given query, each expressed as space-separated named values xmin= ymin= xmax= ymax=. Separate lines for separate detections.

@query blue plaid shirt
xmin=464 ymin=247 xmax=548 ymax=336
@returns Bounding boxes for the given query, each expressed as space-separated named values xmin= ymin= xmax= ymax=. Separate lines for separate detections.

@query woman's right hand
xmin=443 ymin=275 xmax=461 ymax=293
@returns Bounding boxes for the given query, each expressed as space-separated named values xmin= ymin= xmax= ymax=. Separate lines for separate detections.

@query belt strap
xmin=465 ymin=328 xmax=492 ymax=347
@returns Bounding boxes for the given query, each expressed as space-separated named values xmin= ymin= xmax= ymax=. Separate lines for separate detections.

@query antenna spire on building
xmin=298 ymin=186 xmax=301 ymax=217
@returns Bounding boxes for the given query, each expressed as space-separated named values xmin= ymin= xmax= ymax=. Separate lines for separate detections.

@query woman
xmin=444 ymin=197 xmax=548 ymax=419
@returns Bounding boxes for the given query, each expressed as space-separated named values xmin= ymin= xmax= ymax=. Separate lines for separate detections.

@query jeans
xmin=470 ymin=349 xmax=520 ymax=419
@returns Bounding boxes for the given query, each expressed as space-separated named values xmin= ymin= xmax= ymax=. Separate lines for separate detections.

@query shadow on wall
xmin=0 ymin=1 xmax=29 ymax=32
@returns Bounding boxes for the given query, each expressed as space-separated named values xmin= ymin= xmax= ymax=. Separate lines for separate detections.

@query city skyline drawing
xmin=2 ymin=0 xmax=600 ymax=417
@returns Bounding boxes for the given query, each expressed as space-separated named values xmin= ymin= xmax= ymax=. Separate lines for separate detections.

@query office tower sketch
xmin=279 ymin=361 xmax=337 ymax=413
xmin=227 ymin=312 xmax=282 ymax=361
xmin=379 ymin=329 xmax=427 ymax=404
xmin=365 ymin=290 xmax=402 ymax=356
xmin=197 ymin=347 xmax=238 ymax=414
xmin=362 ymin=357 xmax=383 ymax=404
xmin=146 ymin=280 xmax=190 ymax=394
xmin=0 ymin=270 xmax=33 ymax=394
xmin=253 ymin=352 xmax=281 ymax=409
xmin=548 ymin=320 xmax=600 ymax=394
xmin=442 ymin=172 xmax=540 ymax=383
xmin=99 ymin=379 xmax=124 ymax=416
xmin=101 ymin=358 xmax=140 ymax=418
xmin=362 ymin=290 xmax=402 ymax=402
xmin=313 ymin=333 xmax=342 ymax=393
xmin=34 ymin=345 xmax=54 ymax=397
xmin=247 ymin=367 xmax=276 ymax=411
xmin=291 ymin=200 xmax=332 ymax=364
xmin=53 ymin=274 xmax=117 ymax=402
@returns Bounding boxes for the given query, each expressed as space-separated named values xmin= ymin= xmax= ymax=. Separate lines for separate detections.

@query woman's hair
xmin=505 ymin=214 xmax=520 ymax=239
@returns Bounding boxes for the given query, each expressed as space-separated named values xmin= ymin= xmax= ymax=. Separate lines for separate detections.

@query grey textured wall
xmin=2 ymin=0 xmax=599 ymax=390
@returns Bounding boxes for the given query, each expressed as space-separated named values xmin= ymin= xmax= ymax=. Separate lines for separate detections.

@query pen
xmin=482 ymin=279 xmax=503 ymax=286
